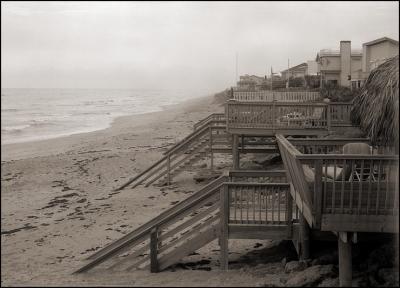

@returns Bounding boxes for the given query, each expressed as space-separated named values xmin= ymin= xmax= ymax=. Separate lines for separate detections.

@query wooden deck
xmin=276 ymin=134 xmax=399 ymax=233
xmin=77 ymin=110 xmax=398 ymax=287
xmin=225 ymin=100 xmax=353 ymax=135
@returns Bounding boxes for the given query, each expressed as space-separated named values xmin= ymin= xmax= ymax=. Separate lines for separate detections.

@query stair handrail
xmin=115 ymin=119 xmax=217 ymax=191
xmin=163 ymin=122 xmax=212 ymax=156
xmin=193 ymin=113 xmax=225 ymax=130
xmin=145 ymin=138 xmax=210 ymax=186
xmin=74 ymin=175 xmax=228 ymax=273
xmin=114 ymin=154 xmax=169 ymax=191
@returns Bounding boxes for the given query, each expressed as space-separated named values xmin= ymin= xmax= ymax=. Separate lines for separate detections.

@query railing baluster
xmin=384 ymin=160 xmax=390 ymax=212
xmin=358 ymin=160 xmax=364 ymax=214
xmin=376 ymin=160 xmax=382 ymax=214
xmin=246 ymin=185 xmax=249 ymax=224
xmin=350 ymin=160 xmax=354 ymax=212
xmin=240 ymin=186 xmax=243 ymax=224
xmin=323 ymin=160 xmax=327 ymax=211
xmin=258 ymin=186 xmax=262 ymax=224
xmin=341 ymin=159 xmax=345 ymax=213
xmin=272 ymin=187 xmax=275 ymax=224
xmin=278 ymin=187 xmax=281 ymax=224
xmin=234 ymin=186 xmax=237 ymax=222
xmin=367 ymin=159 xmax=373 ymax=214
xmin=265 ymin=187 xmax=269 ymax=224
xmin=252 ymin=186 xmax=255 ymax=223
xmin=332 ymin=160 xmax=336 ymax=214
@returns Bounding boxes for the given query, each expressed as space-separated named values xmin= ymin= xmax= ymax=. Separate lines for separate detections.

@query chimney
xmin=340 ymin=41 xmax=351 ymax=87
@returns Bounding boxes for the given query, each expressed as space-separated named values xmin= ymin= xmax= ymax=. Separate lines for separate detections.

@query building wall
xmin=351 ymin=57 xmax=362 ymax=73
xmin=324 ymin=72 xmax=340 ymax=84
xmin=319 ymin=56 xmax=341 ymax=71
xmin=281 ymin=66 xmax=307 ymax=80
xmin=307 ymin=60 xmax=319 ymax=75
xmin=340 ymin=41 xmax=351 ymax=87
xmin=363 ymin=41 xmax=399 ymax=73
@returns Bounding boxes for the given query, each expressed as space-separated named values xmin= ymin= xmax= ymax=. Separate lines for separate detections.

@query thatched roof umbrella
xmin=351 ymin=55 xmax=399 ymax=149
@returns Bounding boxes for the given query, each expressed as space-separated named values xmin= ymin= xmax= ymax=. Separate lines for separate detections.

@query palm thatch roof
xmin=351 ymin=55 xmax=399 ymax=148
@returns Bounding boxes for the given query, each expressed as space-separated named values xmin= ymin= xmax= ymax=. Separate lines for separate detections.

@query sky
xmin=1 ymin=1 xmax=399 ymax=93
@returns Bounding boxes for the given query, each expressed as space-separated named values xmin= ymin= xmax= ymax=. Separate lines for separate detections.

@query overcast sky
xmin=1 ymin=1 xmax=399 ymax=92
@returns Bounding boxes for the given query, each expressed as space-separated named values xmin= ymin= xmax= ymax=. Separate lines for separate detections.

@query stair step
xmin=157 ymin=224 xmax=219 ymax=271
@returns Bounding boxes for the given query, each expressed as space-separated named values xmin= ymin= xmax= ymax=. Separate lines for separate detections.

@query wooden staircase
xmin=74 ymin=176 xmax=226 ymax=273
xmin=74 ymin=170 xmax=295 ymax=274
xmin=114 ymin=114 xmax=229 ymax=191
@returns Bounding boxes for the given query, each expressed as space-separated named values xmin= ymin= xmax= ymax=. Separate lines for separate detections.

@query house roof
xmin=281 ymin=62 xmax=307 ymax=73
xmin=363 ymin=37 xmax=399 ymax=47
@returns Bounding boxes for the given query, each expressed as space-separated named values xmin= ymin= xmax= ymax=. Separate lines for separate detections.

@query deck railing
xmin=228 ymin=170 xmax=287 ymax=183
xmin=226 ymin=101 xmax=355 ymax=131
xmin=276 ymin=134 xmax=399 ymax=233
xmin=232 ymin=91 xmax=321 ymax=102
xmin=289 ymin=138 xmax=370 ymax=154
xmin=193 ymin=113 xmax=226 ymax=130
xmin=226 ymin=182 xmax=291 ymax=225
xmin=226 ymin=101 xmax=330 ymax=130
xmin=329 ymin=103 xmax=353 ymax=126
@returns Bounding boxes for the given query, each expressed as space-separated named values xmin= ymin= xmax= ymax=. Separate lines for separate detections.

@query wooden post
xmin=210 ymin=127 xmax=214 ymax=172
xmin=241 ymin=135 xmax=244 ymax=152
xmin=219 ymin=185 xmax=229 ymax=270
xmin=299 ymin=213 xmax=310 ymax=260
xmin=338 ymin=232 xmax=352 ymax=287
xmin=314 ymin=160 xmax=323 ymax=229
xmin=232 ymin=134 xmax=239 ymax=169
xmin=272 ymin=101 xmax=276 ymax=131
xmin=286 ymin=189 xmax=293 ymax=238
xmin=167 ymin=154 xmax=171 ymax=185
xmin=327 ymin=104 xmax=331 ymax=131
xmin=150 ymin=227 xmax=159 ymax=273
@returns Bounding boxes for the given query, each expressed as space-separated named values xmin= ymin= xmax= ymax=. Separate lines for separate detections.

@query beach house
xmin=280 ymin=62 xmax=308 ymax=80
xmin=317 ymin=41 xmax=362 ymax=87
xmin=236 ymin=74 xmax=265 ymax=91
xmin=351 ymin=37 xmax=399 ymax=89
xmin=317 ymin=37 xmax=399 ymax=89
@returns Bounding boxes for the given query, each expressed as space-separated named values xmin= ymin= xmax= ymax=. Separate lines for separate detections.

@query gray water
xmin=1 ymin=88 xmax=208 ymax=144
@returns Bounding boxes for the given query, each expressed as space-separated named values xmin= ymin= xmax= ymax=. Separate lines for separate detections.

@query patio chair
xmin=342 ymin=143 xmax=374 ymax=181
xmin=304 ymin=107 xmax=324 ymax=128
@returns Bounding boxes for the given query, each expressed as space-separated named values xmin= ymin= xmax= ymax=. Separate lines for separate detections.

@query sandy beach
xmin=1 ymin=94 xmax=298 ymax=287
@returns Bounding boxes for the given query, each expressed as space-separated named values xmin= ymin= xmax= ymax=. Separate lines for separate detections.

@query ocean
xmin=1 ymin=88 xmax=209 ymax=145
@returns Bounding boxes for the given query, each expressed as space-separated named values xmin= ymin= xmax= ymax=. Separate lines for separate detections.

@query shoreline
xmin=1 ymin=94 xmax=216 ymax=162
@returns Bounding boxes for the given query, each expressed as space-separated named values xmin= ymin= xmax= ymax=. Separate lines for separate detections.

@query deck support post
xmin=232 ymin=134 xmax=240 ymax=169
xmin=286 ymin=192 xmax=293 ymax=238
xmin=338 ymin=232 xmax=352 ymax=287
xmin=219 ymin=185 xmax=229 ymax=270
xmin=299 ymin=213 xmax=310 ymax=260
xmin=150 ymin=227 xmax=159 ymax=273
xmin=209 ymin=126 xmax=214 ymax=171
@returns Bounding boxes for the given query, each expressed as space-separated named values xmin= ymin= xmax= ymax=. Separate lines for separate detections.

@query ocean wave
xmin=1 ymin=124 xmax=31 ymax=133
xmin=2 ymin=108 xmax=19 ymax=112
